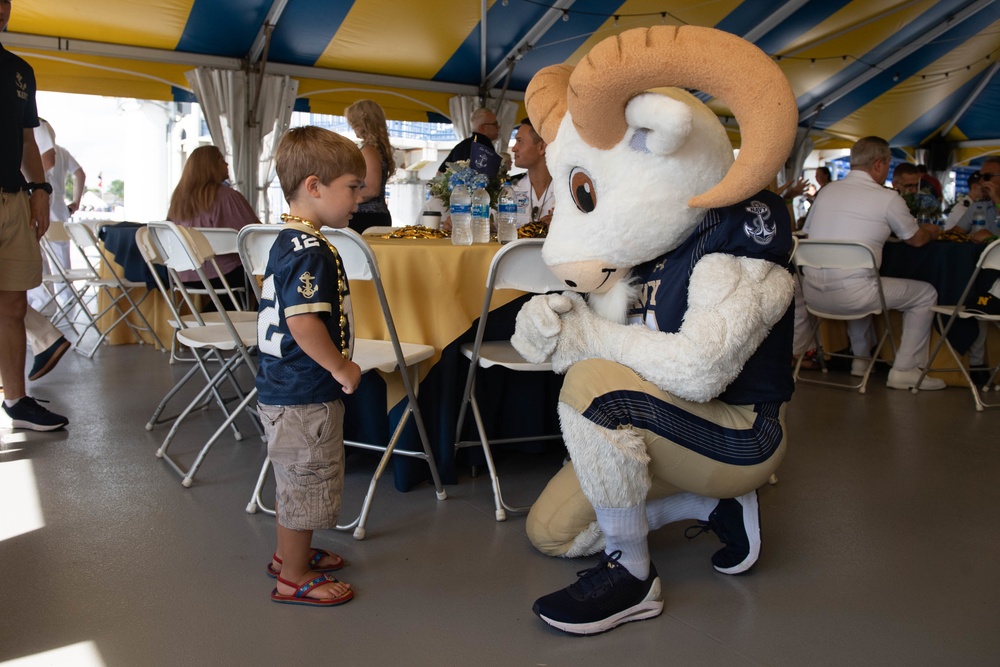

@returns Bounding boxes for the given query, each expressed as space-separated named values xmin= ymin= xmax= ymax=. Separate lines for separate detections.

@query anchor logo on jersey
xmin=743 ymin=200 xmax=776 ymax=246
xmin=297 ymin=272 xmax=318 ymax=298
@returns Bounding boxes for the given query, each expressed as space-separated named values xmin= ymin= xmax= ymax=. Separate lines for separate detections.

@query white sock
xmin=645 ymin=493 xmax=717 ymax=530
xmin=4 ymin=398 xmax=24 ymax=408
xmin=594 ymin=505 xmax=650 ymax=580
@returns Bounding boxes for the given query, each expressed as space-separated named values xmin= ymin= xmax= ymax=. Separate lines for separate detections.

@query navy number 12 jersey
xmin=256 ymin=226 xmax=354 ymax=405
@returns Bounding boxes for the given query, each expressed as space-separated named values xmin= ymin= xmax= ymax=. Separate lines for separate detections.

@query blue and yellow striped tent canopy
xmin=5 ymin=0 xmax=999 ymax=164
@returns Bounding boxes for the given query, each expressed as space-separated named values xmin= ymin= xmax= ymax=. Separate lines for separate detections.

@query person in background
xmin=510 ymin=118 xmax=554 ymax=227
xmin=167 ymin=145 xmax=258 ymax=303
xmin=945 ymin=158 xmax=1000 ymax=242
xmin=345 ymin=99 xmax=395 ymax=234
xmin=0 ymin=0 xmax=69 ymax=430
xmin=890 ymin=162 xmax=921 ymax=195
xmin=257 ymin=126 xmax=363 ymax=606
xmin=815 ymin=166 xmax=831 ymax=189
xmin=437 ymin=107 xmax=500 ymax=173
xmin=29 ymin=118 xmax=85 ymax=310
xmin=801 ymin=136 xmax=945 ymax=391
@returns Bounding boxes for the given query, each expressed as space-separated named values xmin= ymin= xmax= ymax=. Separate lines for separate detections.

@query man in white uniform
xmin=802 ymin=136 xmax=946 ymax=390
xmin=945 ymin=157 xmax=1000 ymax=240
xmin=30 ymin=119 xmax=85 ymax=307
xmin=21 ymin=119 xmax=72 ymax=381
xmin=509 ymin=118 xmax=554 ymax=228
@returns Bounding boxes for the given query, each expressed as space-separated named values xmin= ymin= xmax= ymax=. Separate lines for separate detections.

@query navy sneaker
xmin=532 ymin=550 xmax=663 ymax=635
xmin=2 ymin=397 xmax=69 ymax=431
xmin=685 ymin=490 xmax=761 ymax=574
xmin=29 ymin=336 xmax=71 ymax=381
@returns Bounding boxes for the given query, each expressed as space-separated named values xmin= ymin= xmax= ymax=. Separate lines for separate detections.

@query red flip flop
xmin=266 ymin=548 xmax=345 ymax=578
xmin=270 ymin=574 xmax=354 ymax=607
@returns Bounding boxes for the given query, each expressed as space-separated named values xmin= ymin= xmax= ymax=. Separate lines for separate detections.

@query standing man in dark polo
xmin=437 ymin=107 xmax=501 ymax=172
xmin=1 ymin=0 xmax=69 ymax=430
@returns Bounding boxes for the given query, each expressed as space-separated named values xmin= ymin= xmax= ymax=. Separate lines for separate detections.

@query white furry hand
xmin=512 ymin=293 xmax=574 ymax=364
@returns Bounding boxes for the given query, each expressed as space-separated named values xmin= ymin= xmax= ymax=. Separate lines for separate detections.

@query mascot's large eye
xmin=569 ymin=167 xmax=597 ymax=213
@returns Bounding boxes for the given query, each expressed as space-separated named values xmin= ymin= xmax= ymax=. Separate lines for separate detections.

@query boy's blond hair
xmin=275 ymin=126 xmax=366 ymax=202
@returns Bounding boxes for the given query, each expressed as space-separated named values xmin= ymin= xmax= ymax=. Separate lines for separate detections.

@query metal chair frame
xmin=792 ymin=239 xmax=898 ymax=394
xmin=63 ymin=221 xmax=165 ymax=357
xmin=912 ymin=238 xmax=1000 ymax=410
xmin=144 ymin=222 xmax=261 ymax=487
xmin=454 ymin=239 xmax=566 ymax=521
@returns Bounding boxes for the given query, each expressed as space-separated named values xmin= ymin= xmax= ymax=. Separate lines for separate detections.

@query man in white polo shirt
xmin=801 ymin=136 xmax=945 ymax=390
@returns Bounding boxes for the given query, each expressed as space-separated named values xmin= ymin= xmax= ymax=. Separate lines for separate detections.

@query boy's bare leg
xmin=275 ymin=523 xmax=350 ymax=599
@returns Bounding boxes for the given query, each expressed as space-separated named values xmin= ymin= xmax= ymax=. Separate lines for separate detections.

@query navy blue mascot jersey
xmin=628 ymin=189 xmax=795 ymax=405
xmin=256 ymin=225 xmax=354 ymax=405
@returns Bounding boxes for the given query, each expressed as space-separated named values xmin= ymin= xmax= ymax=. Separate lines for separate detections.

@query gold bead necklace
xmin=280 ymin=214 xmax=350 ymax=359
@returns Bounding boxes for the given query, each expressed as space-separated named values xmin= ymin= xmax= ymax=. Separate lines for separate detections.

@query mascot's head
xmin=526 ymin=26 xmax=797 ymax=294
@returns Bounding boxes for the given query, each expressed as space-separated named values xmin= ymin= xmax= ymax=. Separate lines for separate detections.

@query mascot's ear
xmin=624 ymin=93 xmax=692 ymax=157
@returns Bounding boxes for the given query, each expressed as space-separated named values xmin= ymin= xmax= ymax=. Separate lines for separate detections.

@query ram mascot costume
xmin=512 ymin=26 xmax=798 ymax=635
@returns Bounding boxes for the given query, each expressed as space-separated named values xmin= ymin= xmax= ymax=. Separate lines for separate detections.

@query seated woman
xmin=167 ymin=145 xmax=259 ymax=309
xmin=345 ymin=99 xmax=395 ymax=233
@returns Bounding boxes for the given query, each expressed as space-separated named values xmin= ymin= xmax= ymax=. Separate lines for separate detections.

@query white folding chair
xmin=37 ymin=221 xmax=95 ymax=336
xmin=238 ymin=224 xmax=447 ymax=539
xmin=145 ymin=221 xmax=261 ymax=487
xmin=186 ymin=227 xmax=250 ymax=310
xmin=912 ymin=238 xmax=1000 ymax=410
xmin=454 ymin=239 xmax=566 ymax=521
xmin=792 ymin=239 xmax=898 ymax=393
xmin=63 ymin=221 xmax=165 ymax=357
xmin=135 ymin=227 xmax=258 ymax=438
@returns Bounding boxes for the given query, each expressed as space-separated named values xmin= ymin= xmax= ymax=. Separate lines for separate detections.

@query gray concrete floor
xmin=2 ymin=342 xmax=999 ymax=666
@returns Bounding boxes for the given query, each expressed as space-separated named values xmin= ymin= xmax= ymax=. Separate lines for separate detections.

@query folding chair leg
xmin=246 ymin=457 xmax=274 ymax=515
xmin=179 ymin=388 xmax=258 ymax=487
xmin=469 ymin=393 xmax=530 ymax=522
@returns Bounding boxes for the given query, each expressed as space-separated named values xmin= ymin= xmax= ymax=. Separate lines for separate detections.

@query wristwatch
xmin=27 ymin=182 xmax=53 ymax=195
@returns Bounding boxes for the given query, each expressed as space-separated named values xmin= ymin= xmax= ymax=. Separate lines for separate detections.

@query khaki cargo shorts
xmin=0 ymin=192 xmax=43 ymax=291
xmin=258 ymin=400 xmax=345 ymax=531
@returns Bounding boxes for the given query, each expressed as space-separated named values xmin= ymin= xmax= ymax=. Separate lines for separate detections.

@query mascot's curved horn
xmin=525 ymin=26 xmax=797 ymax=210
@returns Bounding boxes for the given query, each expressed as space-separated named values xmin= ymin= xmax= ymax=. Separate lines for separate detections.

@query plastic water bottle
xmin=497 ymin=181 xmax=518 ymax=244
xmin=971 ymin=207 xmax=987 ymax=235
xmin=471 ymin=185 xmax=492 ymax=244
xmin=450 ymin=182 xmax=472 ymax=246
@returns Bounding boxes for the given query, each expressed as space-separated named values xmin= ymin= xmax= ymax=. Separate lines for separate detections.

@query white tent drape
xmin=494 ymin=99 xmax=518 ymax=156
xmin=185 ymin=67 xmax=297 ymax=220
xmin=448 ymin=95 xmax=477 ymax=140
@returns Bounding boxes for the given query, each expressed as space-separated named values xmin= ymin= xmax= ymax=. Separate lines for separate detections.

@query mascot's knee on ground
xmin=509 ymin=25 xmax=799 ymax=635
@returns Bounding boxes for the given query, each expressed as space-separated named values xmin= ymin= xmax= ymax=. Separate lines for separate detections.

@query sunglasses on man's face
xmin=982 ymin=173 xmax=995 ymax=182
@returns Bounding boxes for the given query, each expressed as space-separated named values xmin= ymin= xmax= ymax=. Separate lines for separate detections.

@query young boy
xmin=257 ymin=126 xmax=365 ymax=606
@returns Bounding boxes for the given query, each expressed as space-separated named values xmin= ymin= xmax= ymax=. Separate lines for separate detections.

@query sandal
xmin=266 ymin=548 xmax=345 ymax=578
xmin=270 ymin=573 xmax=354 ymax=607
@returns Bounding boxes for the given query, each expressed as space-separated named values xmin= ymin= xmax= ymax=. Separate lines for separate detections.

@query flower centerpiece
xmin=429 ymin=159 xmax=509 ymax=210
xmin=902 ymin=190 xmax=941 ymax=224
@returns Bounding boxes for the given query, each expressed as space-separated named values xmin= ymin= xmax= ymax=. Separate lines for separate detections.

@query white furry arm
xmin=618 ymin=254 xmax=794 ymax=401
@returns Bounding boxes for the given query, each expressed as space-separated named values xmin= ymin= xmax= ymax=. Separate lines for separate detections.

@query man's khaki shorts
xmin=258 ymin=400 xmax=345 ymax=531
xmin=0 ymin=192 xmax=42 ymax=292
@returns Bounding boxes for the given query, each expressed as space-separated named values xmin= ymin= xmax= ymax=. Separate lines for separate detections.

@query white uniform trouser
xmin=27 ymin=240 xmax=72 ymax=311
xmin=802 ymin=271 xmax=937 ymax=372
xmin=25 ymin=305 xmax=63 ymax=356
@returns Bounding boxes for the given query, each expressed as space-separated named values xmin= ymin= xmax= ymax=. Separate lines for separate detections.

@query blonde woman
xmin=345 ymin=99 xmax=395 ymax=233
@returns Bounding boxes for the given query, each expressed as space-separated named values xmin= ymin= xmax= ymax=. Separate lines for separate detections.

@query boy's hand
xmin=336 ymin=361 xmax=362 ymax=394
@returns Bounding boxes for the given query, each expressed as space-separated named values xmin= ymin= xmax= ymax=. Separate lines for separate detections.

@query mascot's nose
xmin=550 ymin=260 xmax=622 ymax=294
